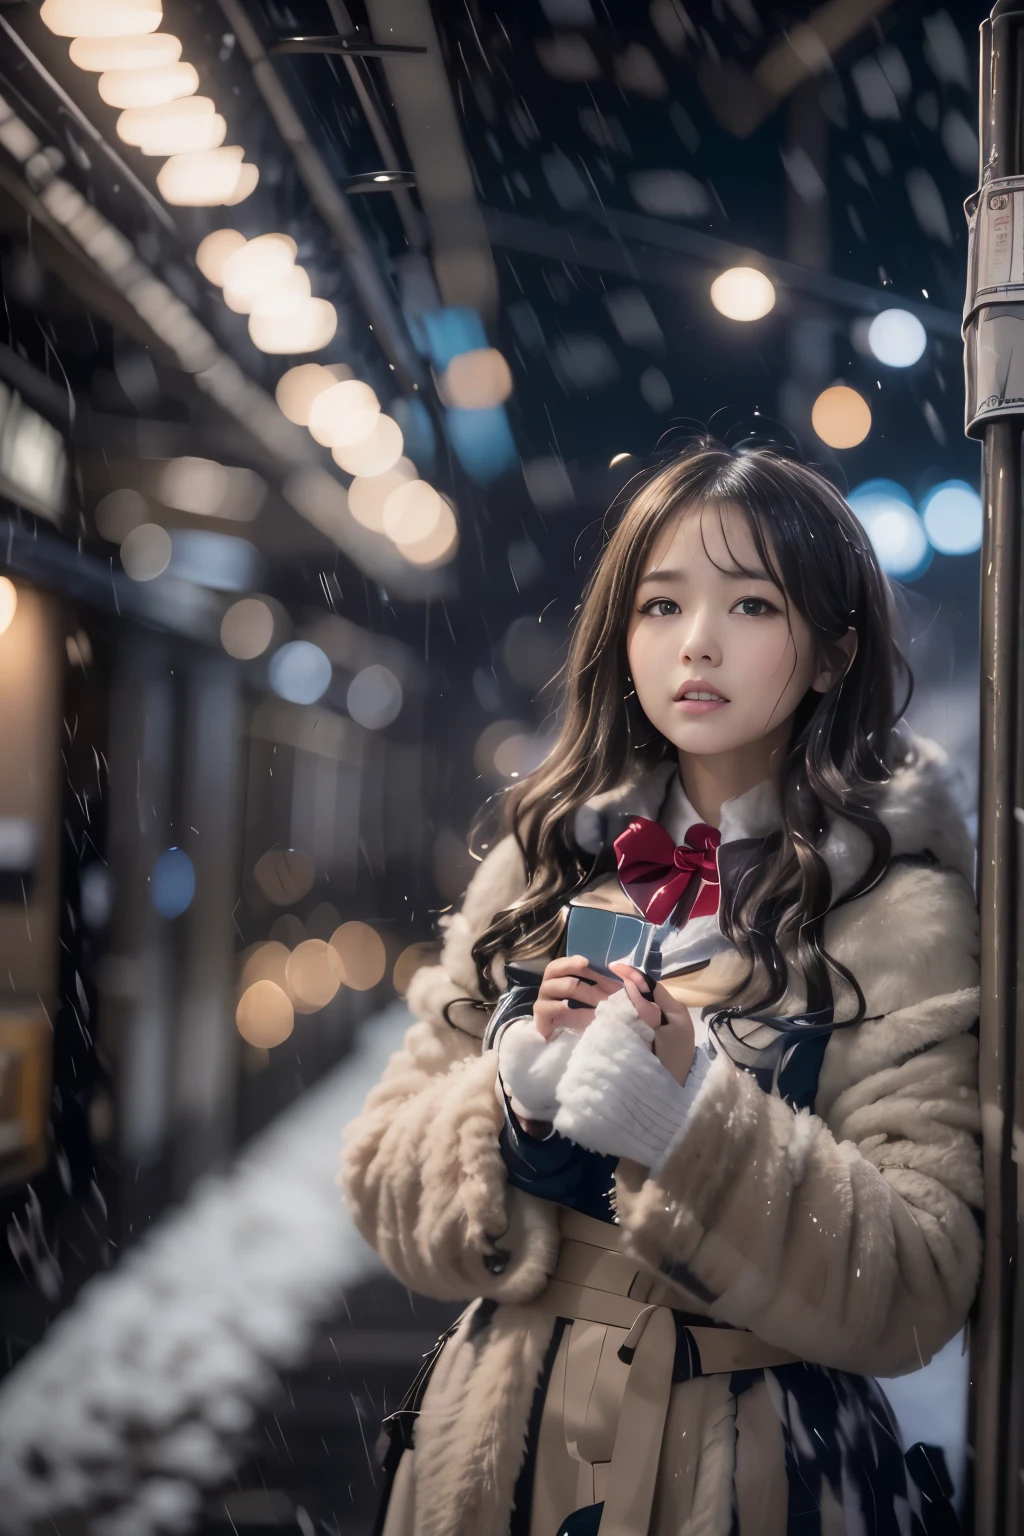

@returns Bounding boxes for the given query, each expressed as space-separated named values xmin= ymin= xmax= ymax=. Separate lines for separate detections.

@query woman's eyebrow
xmin=637 ymin=566 xmax=776 ymax=586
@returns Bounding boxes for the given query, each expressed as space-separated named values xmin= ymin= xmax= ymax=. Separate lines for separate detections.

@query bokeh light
xmin=285 ymin=940 xmax=344 ymax=1011
xmin=867 ymin=308 xmax=927 ymax=367
xmin=268 ymin=641 xmax=332 ymax=705
xmin=811 ymin=385 xmax=872 ymax=448
xmin=382 ymin=479 xmax=443 ymax=545
xmin=274 ymin=363 xmax=335 ymax=426
xmin=493 ymin=732 xmax=553 ymax=779
xmin=120 ymin=97 xmax=225 ymax=155
xmin=70 ymin=33 xmax=181 ymax=69
xmin=445 ymin=405 xmax=518 ymax=481
xmin=920 ymin=480 xmax=983 ymax=555
xmin=307 ymin=380 xmax=381 ymax=448
xmin=393 ymin=942 xmax=439 ymax=996
xmin=220 ymin=597 xmax=275 ymax=659
xmin=306 ymin=902 xmax=342 ymax=941
xmin=331 ymin=415 xmax=404 ymax=477
xmin=159 ymin=456 xmax=229 ymax=515
xmin=194 ymin=226 xmax=245 ymax=285
xmin=95 ymin=487 xmax=149 ymax=543
xmin=348 ymin=459 xmax=418 ymax=532
xmin=150 ymin=847 xmax=195 ymax=918
xmin=710 ymin=267 xmax=776 ymax=321
xmin=268 ymin=913 xmax=306 ymax=948
xmin=473 ymin=719 xmax=526 ymax=778
xmin=119 ymin=95 xmax=215 ymax=148
xmin=98 ymin=62 xmax=199 ymax=109
xmin=248 ymin=299 xmax=337 ymax=354
xmin=329 ymin=922 xmax=387 ymax=991
xmin=252 ymin=848 xmax=315 ymax=906
xmin=249 ymin=266 xmax=311 ymax=319
xmin=235 ymin=980 xmax=294 ymax=1048
xmin=41 ymin=0 xmax=162 ymax=37
xmin=120 ymin=523 xmax=172 ymax=581
xmin=168 ymin=531 xmax=260 ymax=591
xmin=239 ymin=939 xmax=290 ymax=992
xmin=221 ymin=234 xmax=297 ymax=310
xmin=157 ymin=148 xmax=255 ymax=208
xmin=346 ymin=665 xmax=403 ymax=730
xmin=80 ymin=863 xmax=114 ymax=929
xmin=400 ymin=500 xmax=459 ymax=566
xmin=850 ymin=482 xmax=930 ymax=578
xmin=0 ymin=577 xmax=17 ymax=638
xmin=441 ymin=348 xmax=513 ymax=409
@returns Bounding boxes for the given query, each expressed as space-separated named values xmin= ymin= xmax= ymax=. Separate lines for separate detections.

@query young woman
xmin=341 ymin=440 xmax=982 ymax=1536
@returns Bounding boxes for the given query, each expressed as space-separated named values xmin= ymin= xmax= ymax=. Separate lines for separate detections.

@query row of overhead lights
xmin=195 ymin=229 xmax=337 ymax=356
xmin=42 ymin=0 xmax=258 ymax=206
xmin=273 ymin=363 xmax=458 ymax=566
xmin=43 ymin=6 xmax=461 ymax=564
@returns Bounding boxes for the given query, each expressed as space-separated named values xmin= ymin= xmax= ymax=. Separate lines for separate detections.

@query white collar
xmin=658 ymin=768 xmax=783 ymax=848
xmin=578 ymin=725 xmax=976 ymax=905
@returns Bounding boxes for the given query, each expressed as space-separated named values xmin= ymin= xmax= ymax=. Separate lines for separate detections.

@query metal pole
xmin=965 ymin=8 xmax=1024 ymax=1533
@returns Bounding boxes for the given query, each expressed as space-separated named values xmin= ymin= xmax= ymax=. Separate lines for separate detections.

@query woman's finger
xmin=538 ymin=975 xmax=603 ymax=1004
xmin=534 ymin=1002 xmax=596 ymax=1039
xmin=620 ymin=976 xmax=662 ymax=1032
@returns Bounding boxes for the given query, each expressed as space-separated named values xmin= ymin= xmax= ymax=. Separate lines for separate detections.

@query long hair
xmin=470 ymin=437 xmax=914 ymax=1023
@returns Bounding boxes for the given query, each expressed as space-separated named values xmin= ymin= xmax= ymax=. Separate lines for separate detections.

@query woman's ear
xmin=811 ymin=625 xmax=858 ymax=693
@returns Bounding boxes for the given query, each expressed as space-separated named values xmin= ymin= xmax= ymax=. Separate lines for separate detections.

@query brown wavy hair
xmin=470 ymin=437 xmax=914 ymax=1023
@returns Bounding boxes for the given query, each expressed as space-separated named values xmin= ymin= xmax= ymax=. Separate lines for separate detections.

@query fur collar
xmin=576 ymin=726 xmax=976 ymax=902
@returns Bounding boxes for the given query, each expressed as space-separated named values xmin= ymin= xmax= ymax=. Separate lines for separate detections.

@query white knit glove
xmin=552 ymin=987 xmax=712 ymax=1170
xmin=496 ymin=1015 xmax=582 ymax=1122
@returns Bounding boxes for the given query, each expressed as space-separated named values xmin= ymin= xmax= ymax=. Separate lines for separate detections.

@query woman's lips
xmin=674 ymin=697 xmax=729 ymax=714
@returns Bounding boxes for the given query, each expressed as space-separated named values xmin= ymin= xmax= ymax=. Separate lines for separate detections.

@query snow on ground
xmin=0 ymin=1002 xmax=410 ymax=1535
xmin=0 ymin=996 xmax=971 ymax=1527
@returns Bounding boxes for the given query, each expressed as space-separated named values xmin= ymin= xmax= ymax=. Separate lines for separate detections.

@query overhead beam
xmin=482 ymin=207 xmax=961 ymax=337
xmin=362 ymin=0 xmax=498 ymax=318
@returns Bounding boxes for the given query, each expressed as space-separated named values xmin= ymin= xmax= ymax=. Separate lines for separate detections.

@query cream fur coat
xmin=340 ymin=733 xmax=982 ymax=1536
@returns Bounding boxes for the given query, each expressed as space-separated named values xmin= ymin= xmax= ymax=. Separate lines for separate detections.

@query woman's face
xmin=625 ymin=501 xmax=836 ymax=761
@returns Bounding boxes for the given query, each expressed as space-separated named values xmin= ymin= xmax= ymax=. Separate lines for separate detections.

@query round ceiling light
xmin=194 ymin=227 xmax=246 ymax=286
xmin=69 ymin=31 xmax=180 ymax=69
xmin=97 ymin=61 xmax=199 ymax=109
xmin=156 ymin=147 xmax=253 ymax=207
xmin=248 ymin=298 xmax=337 ymax=354
xmin=307 ymin=379 xmax=380 ymax=447
xmin=331 ymin=414 xmax=404 ymax=477
xmin=710 ymin=266 xmax=776 ymax=322
xmin=41 ymin=0 xmax=162 ymax=37
xmin=274 ymin=363 xmax=335 ymax=426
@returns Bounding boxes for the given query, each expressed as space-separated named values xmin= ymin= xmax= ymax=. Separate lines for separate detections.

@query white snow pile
xmin=0 ymin=1004 xmax=408 ymax=1535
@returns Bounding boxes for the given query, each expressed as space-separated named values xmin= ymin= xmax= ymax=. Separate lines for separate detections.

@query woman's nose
xmin=678 ymin=612 xmax=721 ymax=664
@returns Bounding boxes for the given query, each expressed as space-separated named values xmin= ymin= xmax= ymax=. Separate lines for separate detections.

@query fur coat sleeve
xmin=341 ymin=822 xmax=983 ymax=1376
xmin=613 ymin=856 xmax=983 ymax=1377
xmin=339 ymin=835 xmax=560 ymax=1303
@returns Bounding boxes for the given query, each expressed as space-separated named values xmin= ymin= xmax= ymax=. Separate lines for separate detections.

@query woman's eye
xmin=734 ymin=597 xmax=775 ymax=617
xmin=640 ymin=598 xmax=679 ymax=617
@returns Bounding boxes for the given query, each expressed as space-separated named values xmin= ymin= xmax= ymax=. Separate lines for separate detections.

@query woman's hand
xmin=607 ymin=961 xmax=697 ymax=1086
xmin=533 ymin=954 xmax=621 ymax=1039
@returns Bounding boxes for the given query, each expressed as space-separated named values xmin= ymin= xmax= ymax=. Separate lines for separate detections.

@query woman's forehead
xmin=643 ymin=499 xmax=765 ymax=571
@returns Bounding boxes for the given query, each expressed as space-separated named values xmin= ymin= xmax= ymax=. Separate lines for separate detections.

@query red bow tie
xmin=613 ymin=817 xmax=722 ymax=925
